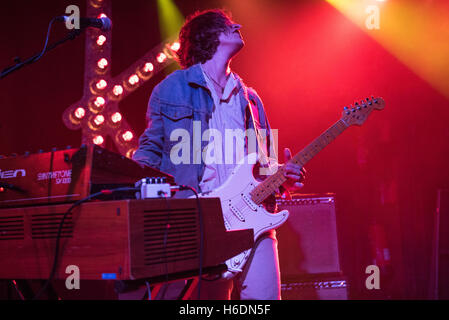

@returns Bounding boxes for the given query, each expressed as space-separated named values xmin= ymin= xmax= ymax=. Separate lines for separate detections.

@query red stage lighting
xmin=126 ymin=148 xmax=136 ymax=159
xmin=170 ymin=42 xmax=180 ymax=52
xmin=93 ymin=135 xmax=104 ymax=145
xmin=128 ymin=74 xmax=139 ymax=86
xmin=111 ymin=112 xmax=122 ymax=124
xmin=94 ymin=96 xmax=105 ymax=108
xmin=112 ymin=85 xmax=124 ymax=96
xmin=95 ymin=79 xmax=107 ymax=90
xmin=93 ymin=114 xmax=105 ymax=126
xmin=97 ymin=58 xmax=108 ymax=70
xmin=96 ymin=35 xmax=107 ymax=46
xmin=143 ymin=62 xmax=154 ymax=73
xmin=157 ymin=53 xmax=167 ymax=63
xmin=73 ymin=107 xmax=86 ymax=120
xmin=122 ymin=131 xmax=133 ymax=142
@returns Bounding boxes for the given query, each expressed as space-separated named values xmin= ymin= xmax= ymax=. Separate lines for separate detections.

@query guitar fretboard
xmin=250 ymin=119 xmax=348 ymax=204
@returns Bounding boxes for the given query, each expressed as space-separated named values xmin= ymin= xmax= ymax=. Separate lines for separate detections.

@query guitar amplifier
xmin=276 ymin=193 xmax=342 ymax=277
xmin=281 ymin=276 xmax=348 ymax=300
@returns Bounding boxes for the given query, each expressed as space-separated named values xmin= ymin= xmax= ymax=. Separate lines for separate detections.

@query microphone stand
xmin=0 ymin=28 xmax=83 ymax=79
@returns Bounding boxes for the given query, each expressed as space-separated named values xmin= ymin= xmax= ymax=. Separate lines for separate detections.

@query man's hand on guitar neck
xmin=281 ymin=147 xmax=306 ymax=192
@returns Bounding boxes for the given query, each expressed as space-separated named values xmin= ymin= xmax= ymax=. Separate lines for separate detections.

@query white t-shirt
xmin=199 ymin=64 xmax=246 ymax=192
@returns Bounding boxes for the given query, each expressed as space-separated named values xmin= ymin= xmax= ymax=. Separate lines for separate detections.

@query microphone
xmin=57 ymin=16 xmax=112 ymax=31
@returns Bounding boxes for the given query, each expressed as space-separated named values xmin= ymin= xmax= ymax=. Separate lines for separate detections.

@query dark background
xmin=1 ymin=0 xmax=448 ymax=299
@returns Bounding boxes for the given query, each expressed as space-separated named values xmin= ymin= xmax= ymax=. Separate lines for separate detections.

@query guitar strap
xmin=245 ymin=97 xmax=277 ymax=175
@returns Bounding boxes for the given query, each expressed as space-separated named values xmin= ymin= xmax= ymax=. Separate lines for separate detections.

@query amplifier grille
xmin=31 ymin=212 xmax=73 ymax=239
xmin=0 ymin=215 xmax=25 ymax=240
xmin=142 ymin=208 xmax=198 ymax=266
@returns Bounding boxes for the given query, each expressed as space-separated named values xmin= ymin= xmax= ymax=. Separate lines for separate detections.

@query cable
xmin=177 ymin=185 xmax=204 ymax=300
xmin=158 ymin=190 xmax=171 ymax=300
xmin=145 ymin=281 xmax=151 ymax=300
xmin=1 ymin=16 xmax=83 ymax=79
xmin=34 ymin=17 xmax=58 ymax=63
xmin=32 ymin=186 xmax=138 ymax=300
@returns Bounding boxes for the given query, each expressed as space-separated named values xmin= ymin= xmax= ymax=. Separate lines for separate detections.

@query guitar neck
xmin=250 ymin=119 xmax=348 ymax=204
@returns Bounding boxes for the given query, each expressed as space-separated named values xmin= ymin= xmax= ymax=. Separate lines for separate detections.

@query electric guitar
xmin=197 ymin=96 xmax=385 ymax=279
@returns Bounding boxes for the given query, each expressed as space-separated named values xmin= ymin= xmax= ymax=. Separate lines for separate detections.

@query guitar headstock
xmin=340 ymin=96 xmax=385 ymax=127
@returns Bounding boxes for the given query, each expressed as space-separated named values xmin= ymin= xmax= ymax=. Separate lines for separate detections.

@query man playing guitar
xmin=133 ymin=9 xmax=305 ymax=300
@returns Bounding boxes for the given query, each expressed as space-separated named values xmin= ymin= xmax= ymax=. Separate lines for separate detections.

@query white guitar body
xmin=195 ymin=153 xmax=289 ymax=279
xmin=189 ymin=96 xmax=386 ymax=279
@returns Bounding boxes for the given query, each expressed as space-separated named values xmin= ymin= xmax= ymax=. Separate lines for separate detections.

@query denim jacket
xmin=133 ymin=63 xmax=275 ymax=196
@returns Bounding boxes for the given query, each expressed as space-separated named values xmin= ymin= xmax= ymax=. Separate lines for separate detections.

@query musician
xmin=133 ymin=9 xmax=305 ymax=300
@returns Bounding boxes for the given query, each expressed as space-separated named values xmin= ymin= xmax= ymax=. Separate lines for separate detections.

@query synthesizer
xmin=0 ymin=145 xmax=173 ymax=208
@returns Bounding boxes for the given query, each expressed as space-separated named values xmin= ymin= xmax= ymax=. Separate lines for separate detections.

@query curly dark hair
xmin=177 ymin=9 xmax=232 ymax=69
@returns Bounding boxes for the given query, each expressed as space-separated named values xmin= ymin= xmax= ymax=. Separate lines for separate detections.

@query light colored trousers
xmin=118 ymin=235 xmax=281 ymax=300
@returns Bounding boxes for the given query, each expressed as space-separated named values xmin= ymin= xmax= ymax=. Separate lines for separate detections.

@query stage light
xmin=143 ymin=62 xmax=154 ymax=73
xmin=326 ymin=0 xmax=449 ymax=99
xmin=128 ymin=74 xmax=139 ymax=85
xmin=122 ymin=131 xmax=133 ymax=142
xmin=63 ymin=1 xmax=181 ymax=155
xmin=126 ymin=148 xmax=136 ymax=159
xmin=138 ymin=62 xmax=154 ymax=80
xmin=93 ymin=135 xmax=104 ymax=145
xmin=111 ymin=112 xmax=122 ymax=124
xmin=70 ymin=106 xmax=87 ymax=125
xmin=74 ymin=107 xmax=86 ymax=120
xmin=157 ymin=53 xmax=167 ymax=63
xmin=170 ymin=42 xmax=180 ymax=52
xmin=90 ymin=0 xmax=104 ymax=8
xmin=95 ymin=79 xmax=107 ymax=90
xmin=112 ymin=85 xmax=123 ymax=96
xmin=93 ymin=114 xmax=105 ymax=126
xmin=157 ymin=0 xmax=184 ymax=39
xmin=96 ymin=35 xmax=107 ymax=46
xmin=94 ymin=96 xmax=105 ymax=108
xmin=97 ymin=58 xmax=108 ymax=70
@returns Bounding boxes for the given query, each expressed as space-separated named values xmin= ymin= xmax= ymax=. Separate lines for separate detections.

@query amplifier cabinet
xmin=276 ymin=193 xmax=342 ymax=278
xmin=281 ymin=277 xmax=348 ymax=300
